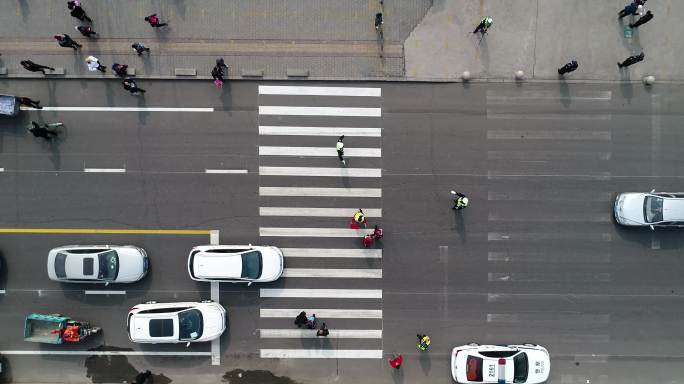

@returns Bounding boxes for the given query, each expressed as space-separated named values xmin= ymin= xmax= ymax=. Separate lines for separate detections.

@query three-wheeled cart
xmin=24 ymin=313 xmax=101 ymax=344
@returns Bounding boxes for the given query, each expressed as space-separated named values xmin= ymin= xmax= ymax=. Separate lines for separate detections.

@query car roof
xmin=131 ymin=314 xmax=178 ymax=340
xmin=663 ymin=198 xmax=684 ymax=221
xmin=193 ymin=252 xmax=242 ymax=279
xmin=64 ymin=254 xmax=98 ymax=279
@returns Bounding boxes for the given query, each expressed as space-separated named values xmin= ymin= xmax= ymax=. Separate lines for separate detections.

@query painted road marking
xmin=0 ymin=228 xmax=210 ymax=234
xmin=0 ymin=350 xmax=212 ymax=356
xmin=259 ymin=126 xmax=381 ymax=137
xmin=259 ymin=86 xmax=381 ymax=97
xmin=282 ymin=248 xmax=382 ymax=258
xmin=0 ymin=290 xmax=6 ymax=294
xmin=260 ymin=308 xmax=382 ymax=318
xmin=488 ymin=272 xmax=611 ymax=283
xmin=84 ymin=168 xmax=126 ymax=173
xmin=33 ymin=107 xmax=214 ymax=112
xmin=486 ymin=313 xmax=610 ymax=324
xmin=283 ymin=268 xmax=382 ymax=278
xmin=260 ymin=349 xmax=382 ymax=359
xmin=0 ymin=168 xmax=4 ymax=172
xmin=486 ymin=90 xmax=612 ymax=101
xmin=260 ymin=289 xmax=382 ymax=299
xmin=259 ymin=166 xmax=381 ymax=178
xmin=260 ymin=227 xmax=373 ymax=237
xmin=210 ymin=230 xmax=220 ymax=245
xmin=259 ymin=106 xmax=381 ymax=117
xmin=259 ymin=146 xmax=381 ymax=157
xmin=205 ymin=169 xmax=249 ymax=174
xmin=259 ymin=187 xmax=381 ymax=198
xmin=260 ymin=207 xmax=382 ymax=217
xmin=85 ymin=290 xmax=125 ymax=295
xmin=487 ymin=130 xmax=611 ymax=140
xmin=260 ymin=329 xmax=382 ymax=338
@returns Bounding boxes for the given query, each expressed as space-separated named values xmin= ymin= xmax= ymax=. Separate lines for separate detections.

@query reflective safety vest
xmin=354 ymin=212 xmax=365 ymax=223
xmin=457 ymin=197 xmax=469 ymax=208
xmin=482 ymin=16 xmax=493 ymax=28
xmin=418 ymin=335 xmax=431 ymax=351
xmin=336 ymin=141 xmax=344 ymax=151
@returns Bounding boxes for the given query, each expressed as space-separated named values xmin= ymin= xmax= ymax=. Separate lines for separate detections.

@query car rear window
xmin=149 ymin=319 xmax=174 ymax=337
xmin=241 ymin=251 xmax=263 ymax=279
xmin=513 ymin=352 xmax=529 ymax=383
xmin=466 ymin=356 xmax=483 ymax=382
xmin=54 ymin=253 xmax=67 ymax=278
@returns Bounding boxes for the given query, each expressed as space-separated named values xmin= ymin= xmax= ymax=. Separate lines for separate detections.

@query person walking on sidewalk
xmin=558 ymin=60 xmax=578 ymax=75
xmin=28 ymin=121 xmax=59 ymax=140
xmin=20 ymin=60 xmax=54 ymax=74
xmin=112 ymin=63 xmax=128 ymax=78
xmin=618 ymin=52 xmax=644 ymax=68
xmin=388 ymin=354 xmax=403 ymax=369
xmin=145 ymin=13 xmax=168 ymax=28
xmin=123 ymin=78 xmax=146 ymax=95
xmin=16 ymin=97 xmax=42 ymax=109
xmin=132 ymin=42 xmax=150 ymax=56
xmin=68 ymin=1 xmax=93 ymax=23
xmin=54 ymin=34 xmax=81 ymax=50
xmin=336 ymin=135 xmax=346 ymax=165
xmin=85 ymin=56 xmax=106 ymax=72
xmin=417 ymin=334 xmax=431 ymax=351
xmin=75 ymin=25 xmax=96 ymax=37
xmin=316 ymin=323 xmax=329 ymax=337
xmin=629 ymin=10 xmax=653 ymax=28
xmin=618 ymin=2 xmax=640 ymax=19
xmin=473 ymin=16 xmax=493 ymax=34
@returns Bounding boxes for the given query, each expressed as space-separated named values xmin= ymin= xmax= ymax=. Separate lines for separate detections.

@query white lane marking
xmin=488 ymin=190 xmax=612 ymax=202
xmin=260 ymin=207 xmax=381 ymax=217
xmin=260 ymin=227 xmax=374 ymax=237
xmin=488 ymin=150 xmax=612 ymax=161
xmin=259 ymin=166 xmax=381 ymax=178
xmin=210 ymin=230 xmax=220 ymax=245
xmin=260 ymin=349 xmax=382 ymax=359
xmin=259 ymin=146 xmax=381 ymax=157
xmin=0 ymin=350 xmax=212 ymax=356
xmin=259 ymin=86 xmax=381 ymax=97
xmin=488 ymin=251 xmax=611 ymax=263
xmin=259 ymin=126 xmax=381 ymax=137
xmin=486 ymin=313 xmax=610 ymax=324
xmin=260 ymin=329 xmax=382 ymax=338
xmin=488 ymin=272 xmax=611 ymax=283
xmin=260 ymin=308 xmax=382 ymax=318
xmin=0 ymin=290 xmax=6 ymax=294
xmin=487 ymin=130 xmax=611 ymax=140
xmin=282 ymin=248 xmax=382 ymax=258
xmin=486 ymin=90 xmax=612 ymax=101
xmin=283 ymin=268 xmax=382 ymax=278
xmin=488 ymin=232 xmax=612 ymax=241
xmin=37 ymin=107 xmax=214 ymax=112
xmin=205 ymin=169 xmax=248 ymax=174
xmin=0 ymin=168 xmax=4 ymax=172
xmin=83 ymin=168 xmax=126 ymax=173
xmin=488 ymin=212 xmax=611 ymax=223
xmin=259 ymin=187 xmax=381 ymax=198
xmin=573 ymin=354 xmax=609 ymax=363
xmin=259 ymin=106 xmax=381 ymax=117
xmin=84 ymin=290 xmax=125 ymax=295
xmin=260 ymin=288 xmax=382 ymax=299
xmin=651 ymin=235 xmax=661 ymax=250
xmin=486 ymin=113 xmax=612 ymax=120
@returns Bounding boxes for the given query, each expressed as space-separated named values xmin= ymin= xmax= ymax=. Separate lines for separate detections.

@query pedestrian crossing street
xmin=485 ymin=88 xmax=616 ymax=351
xmin=257 ymin=85 xmax=383 ymax=359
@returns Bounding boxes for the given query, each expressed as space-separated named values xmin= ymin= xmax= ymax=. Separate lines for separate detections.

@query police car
xmin=451 ymin=343 xmax=550 ymax=383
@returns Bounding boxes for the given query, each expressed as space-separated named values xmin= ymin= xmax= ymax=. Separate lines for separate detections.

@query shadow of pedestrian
xmin=136 ymin=88 xmax=149 ymax=125
xmin=221 ymin=79 xmax=232 ymax=111
xmin=17 ymin=0 xmax=29 ymax=21
xmin=391 ymin=362 xmax=404 ymax=384
xmin=47 ymin=128 xmax=64 ymax=170
xmin=619 ymin=79 xmax=634 ymax=105
xmin=175 ymin=0 xmax=187 ymax=20
xmin=453 ymin=210 xmax=467 ymax=243
xmin=419 ymin=350 xmax=431 ymax=375
xmin=559 ymin=80 xmax=571 ymax=108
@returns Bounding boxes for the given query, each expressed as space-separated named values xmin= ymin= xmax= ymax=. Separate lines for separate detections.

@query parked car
xmin=187 ymin=245 xmax=283 ymax=284
xmin=614 ymin=190 xmax=684 ymax=229
xmin=47 ymin=245 xmax=149 ymax=284
xmin=451 ymin=343 xmax=550 ymax=384
xmin=127 ymin=301 xmax=226 ymax=345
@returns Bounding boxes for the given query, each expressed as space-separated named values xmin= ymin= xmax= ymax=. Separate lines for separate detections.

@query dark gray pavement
xmin=1 ymin=80 xmax=684 ymax=384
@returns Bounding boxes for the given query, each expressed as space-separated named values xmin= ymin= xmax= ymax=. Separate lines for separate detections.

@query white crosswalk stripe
xmin=257 ymin=84 xmax=383 ymax=359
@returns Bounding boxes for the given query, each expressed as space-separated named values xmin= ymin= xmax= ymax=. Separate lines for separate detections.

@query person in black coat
xmin=618 ymin=52 xmax=644 ymax=68
xmin=629 ymin=10 xmax=653 ymax=28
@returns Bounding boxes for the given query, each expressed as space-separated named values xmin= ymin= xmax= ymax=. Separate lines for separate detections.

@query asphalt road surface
xmin=0 ymin=79 xmax=683 ymax=384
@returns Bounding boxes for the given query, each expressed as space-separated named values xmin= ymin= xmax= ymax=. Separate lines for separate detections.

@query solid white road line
xmin=260 ymin=207 xmax=382 ymax=217
xmin=83 ymin=168 xmax=126 ymax=173
xmin=260 ymin=288 xmax=382 ymax=299
xmin=260 ymin=329 xmax=382 ymax=338
xmin=259 ymin=187 xmax=382 ymax=198
xmin=37 ymin=107 xmax=214 ymax=112
xmin=259 ymin=126 xmax=382 ymax=137
xmin=260 ymin=227 xmax=373 ymax=237
xmin=282 ymin=248 xmax=382 ymax=258
xmin=0 ymin=350 xmax=212 ymax=356
xmin=260 ymin=308 xmax=383 ymax=319
xmin=205 ymin=169 xmax=249 ymax=174
xmin=259 ymin=86 xmax=381 ymax=97
xmin=259 ymin=166 xmax=381 ymax=178
xmin=84 ymin=290 xmax=125 ymax=295
xmin=488 ymin=272 xmax=611 ymax=283
xmin=261 ymin=349 xmax=383 ymax=359
xmin=0 ymin=168 xmax=4 ymax=172
xmin=259 ymin=146 xmax=381 ymax=157
xmin=0 ymin=290 xmax=6 ymax=294
xmin=486 ymin=313 xmax=610 ymax=324
xmin=488 ymin=130 xmax=611 ymax=140
xmin=210 ymin=230 xmax=220 ymax=245
xmin=283 ymin=268 xmax=382 ymax=278
xmin=259 ymin=106 xmax=381 ymax=117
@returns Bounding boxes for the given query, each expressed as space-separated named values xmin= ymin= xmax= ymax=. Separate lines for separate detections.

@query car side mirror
xmin=105 ymin=281 xmax=110 ymax=286
xmin=186 ymin=342 xmax=191 ymax=348
xmin=247 ymin=281 xmax=253 ymax=287
xmin=651 ymin=189 xmax=656 ymax=193
xmin=650 ymin=225 xmax=655 ymax=231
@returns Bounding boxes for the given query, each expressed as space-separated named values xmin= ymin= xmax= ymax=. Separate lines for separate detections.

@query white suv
xmin=187 ymin=245 xmax=284 ymax=284
xmin=451 ymin=343 xmax=550 ymax=383
xmin=127 ymin=301 xmax=226 ymax=345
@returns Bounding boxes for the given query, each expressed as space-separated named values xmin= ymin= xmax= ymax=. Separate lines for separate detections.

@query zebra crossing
xmin=257 ymin=84 xmax=383 ymax=359
xmin=484 ymin=88 xmax=615 ymax=351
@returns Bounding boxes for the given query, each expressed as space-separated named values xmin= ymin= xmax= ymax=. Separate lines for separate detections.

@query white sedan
xmin=614 ymin=190 xmax=684 ymax=228
xmin=47 ymin=245 xmax=149 ymax=284
xmin=187 ymin=245 xmax=284 ymax=284
xmin=127 ymin=301 xmax=226 ymax=345
xmin=451 ymin=343 xmax=550 ymax=384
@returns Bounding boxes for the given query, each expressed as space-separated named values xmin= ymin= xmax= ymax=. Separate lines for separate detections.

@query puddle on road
xmin=84 ymin=345 xmax=171 ymax=384
xmin=222 ymin=369 xmax=299 ymax=384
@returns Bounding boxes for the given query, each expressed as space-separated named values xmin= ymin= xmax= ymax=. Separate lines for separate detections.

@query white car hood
xmin=115 ymin=247 xmax=146 ymax=282
xmin=198 ymin=305 xmax=226 ymax=341
xmin=259 ymin=247 xmax=284 ymax=281
xmin=616 ymin=193 xmax=646 ymax=225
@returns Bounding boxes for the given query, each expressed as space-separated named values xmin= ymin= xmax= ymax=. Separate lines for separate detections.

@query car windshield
xmin=178 ymin=309 xmax=203 ymax=340
xmin=513 ymin=352 xmax=529 ymax=383
xmin=644 ymin=195 xmax=664 ymax=223
xmin=241 ymin=251 xmax=263 ymax=279
xmin=97 ymin=250 xmax=119 ymax=280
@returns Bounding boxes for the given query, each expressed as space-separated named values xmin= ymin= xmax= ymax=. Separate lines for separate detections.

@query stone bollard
xmin=462 ymin=71 xmax=471 ymax=81
xmin=643 ymin=75 xmax=655 ymax=85
xmin=514 ymin=70 xmax=524 ymax=80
